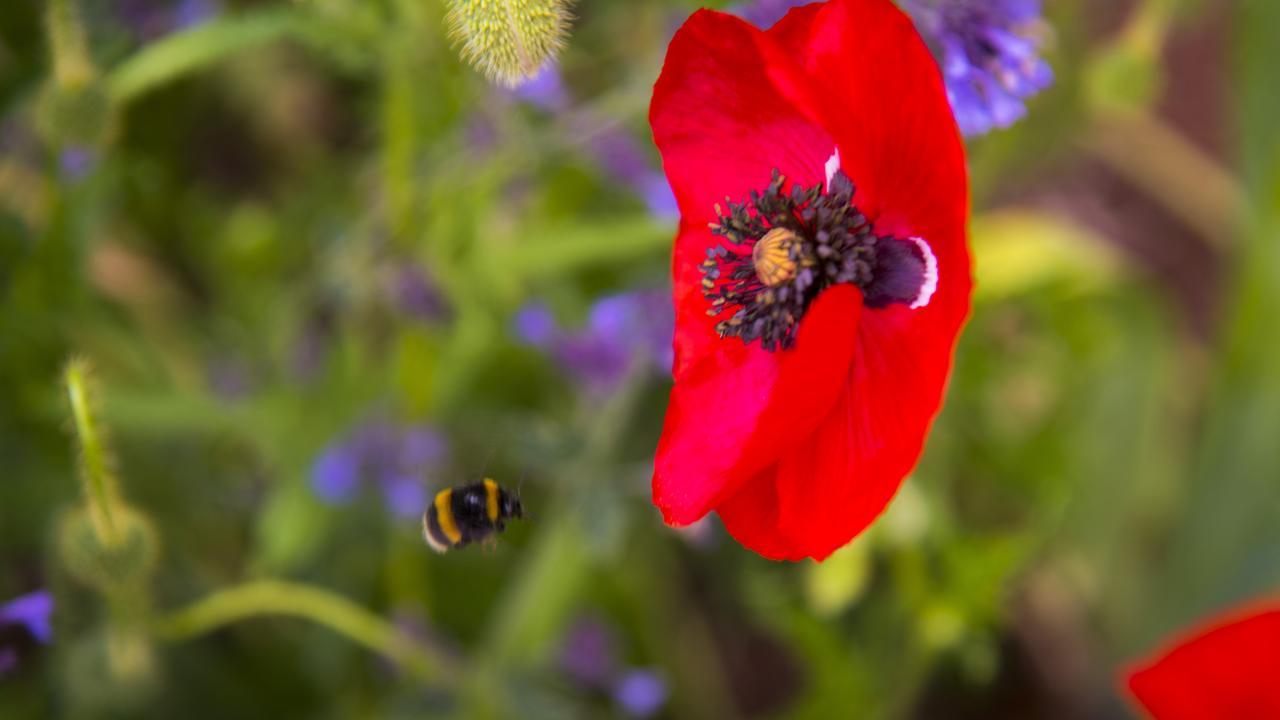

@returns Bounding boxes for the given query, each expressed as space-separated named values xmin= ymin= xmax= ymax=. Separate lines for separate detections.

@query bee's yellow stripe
xmin=433 ymin=489 xmax=462 ymax=544
xmin=483 ymin=478 xmax=500 ymax=522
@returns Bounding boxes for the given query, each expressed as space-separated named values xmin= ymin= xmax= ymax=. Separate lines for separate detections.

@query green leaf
xmin=501 ymin=217 xmax=671 ymax=280
xmin=108 ymin=10 xmax=328 ymax=104
xmin=971 ymin=210 xmax=1122 ymax=302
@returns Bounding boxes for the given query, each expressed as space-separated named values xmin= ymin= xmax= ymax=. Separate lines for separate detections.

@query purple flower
xmin=559 ymin=615 xmax=669 ymax=717
xmin=513 ymin=305 xmax=558 ymax=347
xmin=588 ymin=128 xmax=679 ymax=221
xmin=559 ymin=615 xmax=619 ymax=688
xmin=173 ymin=0 xmax=219 ymax=30
xmin=390 ymin=265 xmax=449 ymax=322
xmin=733 ymin=0 xmax=811 ymax=29
xmin=514 ymin=290 xmax=674 ymax=395
xmin=1 ymin=591 xmax=53 ymax=644
xmin=118 ymin=0 xmax=220 ymax=41
xmin=637 ymin=173 xmax=679 ymax=221
xmin=311 ymin=442 xmax=363 ymax=503
xmin=310 ymin=418 xmax=449 ymax=517
xmin=613 ymin=669 xmax=669 ymax=718
xmin=510 ymin=65 xmax=570 ymax=112
xmin=59 ymin=146 xmax=97 ymax=180
xmin=905 ymin=0 xmax=1053 ymax=136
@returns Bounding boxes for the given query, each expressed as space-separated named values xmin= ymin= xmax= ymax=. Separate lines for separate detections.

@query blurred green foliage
xmin=1 ymin=0 xmax=1277 ymax=718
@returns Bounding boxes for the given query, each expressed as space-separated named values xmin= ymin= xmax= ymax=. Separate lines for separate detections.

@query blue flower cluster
xmin=0 ymin=590 xmax=52 ymax=677
xmin=514 ymin=290 xmax=674 ymax=395
xmin=906 ymin=0 xmax=1053 ymax=136
xmin=560 ymin=615 xmax=670 ymax=718
xmin=311 ymin=418 xmax=449 ymax=517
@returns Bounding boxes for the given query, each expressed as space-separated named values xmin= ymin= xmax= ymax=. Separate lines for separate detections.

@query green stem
xmin=65 ymin=359 xmax=119 ymax=543
xmin=47 ymin=0 xmax=94 ymax=88
xmin=1082 ymin=112 xmax=1247 ymax=250
xmin=155 ymin=580 xmax=457 ymax=683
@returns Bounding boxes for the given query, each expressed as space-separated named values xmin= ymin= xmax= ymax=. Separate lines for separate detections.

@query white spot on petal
xmin=824 ymin=148 xmax=841 ymax=189
xmin=909 ymin=237 xmax=938 ymax=309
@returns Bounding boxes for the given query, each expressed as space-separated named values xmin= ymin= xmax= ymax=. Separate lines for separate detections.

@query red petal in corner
xmin=719 ymin=309 xmax=960 ymax=561
xmin=1124 ymin=601 xmax=1280 ymax=720
xmin=650 ymin=8 xmax=835 ymax=375
xmin=653 ymin=285 xmax=861 ymax=527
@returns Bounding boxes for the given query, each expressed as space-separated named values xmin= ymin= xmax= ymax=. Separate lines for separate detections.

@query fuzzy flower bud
xmin=36 ymin=0 xmax=116 ymax=148
xmin=59 ymin=506 xmax=158 ymax=593
xmin=59 ymin=359 xmax=158 ymax=592
xmin=446 ymin=0 xmax=574 ymax=88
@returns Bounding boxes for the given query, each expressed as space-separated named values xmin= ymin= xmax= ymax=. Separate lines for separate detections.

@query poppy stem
xmin=155 ymin=579 xmax=458 ymax=684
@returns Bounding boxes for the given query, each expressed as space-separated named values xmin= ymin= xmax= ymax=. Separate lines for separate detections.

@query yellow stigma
xmin=752 ymin=227 xmax=799 ymax=287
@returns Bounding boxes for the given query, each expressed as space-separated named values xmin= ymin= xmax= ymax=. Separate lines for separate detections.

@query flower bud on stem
xmin=64 ymin=359 xmax=120 ymax=546
xmin=47 ymin=0 xmax=94 ymax=90
xmin=446 ymin=0 xmax=574 ymax=88
xmin=38 ymin=0 xmax=116 ymax=150
xmin=60 ymin=359 xmax=159 ymax=592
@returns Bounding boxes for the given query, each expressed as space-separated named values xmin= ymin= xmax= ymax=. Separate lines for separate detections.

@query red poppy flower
xmin=648 ymin=0 xmax=969 ymax=561
xmin=1123 ymin=599 xmax=1280 ymax=719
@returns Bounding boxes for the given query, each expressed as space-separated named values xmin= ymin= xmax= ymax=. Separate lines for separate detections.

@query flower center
xmin=699 ymin=167 xmax=936 ymax=351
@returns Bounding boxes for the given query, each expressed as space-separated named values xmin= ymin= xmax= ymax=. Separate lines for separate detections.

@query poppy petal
xmin=650 ymin=8 xmax=836 ymax=374
xmin=1124 ymin=601 xmax=1280 ymax=720
xmin=769 ymin=0 xmax=968 ymax=248
xmin=653 ymin=285 xmax=862 ymax=527
xmin=717 ymin=0 xmax=972 ymax=562
xmin=653 ymin=0 xmax=972 ymax=557
xmin=719 ymin=309 xmax=959 ymax=561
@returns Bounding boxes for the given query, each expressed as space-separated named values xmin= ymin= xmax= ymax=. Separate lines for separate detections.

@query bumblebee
xmin=422 ymin=478 xmax=524 ymax=553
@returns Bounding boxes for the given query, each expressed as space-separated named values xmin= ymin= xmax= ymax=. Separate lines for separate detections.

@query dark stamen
xmin=700 ymin=168 xmax=931 ymax=351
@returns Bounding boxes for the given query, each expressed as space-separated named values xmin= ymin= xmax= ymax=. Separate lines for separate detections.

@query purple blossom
xmin=118 ymin=0 xmax=220 ymax=41
xmin=559 ymin=615 xmax=669 ymax=717
xmin=0 ymin=590 xmax=53 ymax=644
xmin=637 ymin=173 xmax=679 ymax=220
xmin=174 ymin=0 xmax=219 ymax=30
xmin=905 ymin=0 xmax=1053 ymax=136
xmin=510 ymin=65 xmax=570 ymax=112
xmin=513 ymin=305 xmax=558 ymax=347
xmin=559 ymin=615 xmax=619 ymax=688
xmin=733 ymin=0 xmax=811 ymax=29
xmin=310 ymin=418 xmax=449 ymax=517
xmin=514 ymin=290 xmax=674 ymax=395
xmin=588 ymin=128 xmax=679 ymax=221
xmin=59 ymin=145 xmax=97 ymax=180
xmin=312 ymin=442 xmax=363 ymax=503
xmin=390 ymin=265 xmax=449 ymax=323
xmin=613 ymin=669 xmax=669 ymax=718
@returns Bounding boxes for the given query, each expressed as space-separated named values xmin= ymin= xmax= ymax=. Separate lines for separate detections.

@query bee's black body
xmin=422 ymin=478 xmax=523 ymax=552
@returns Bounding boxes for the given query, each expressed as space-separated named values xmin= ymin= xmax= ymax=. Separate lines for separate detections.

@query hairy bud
xmin=446 ymin=0 xmax=574 ymax=87
xmin=37 ymin=0 xmax=116 ymax=148
xmin=59 ymin=506 xmax=158 ymax=593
